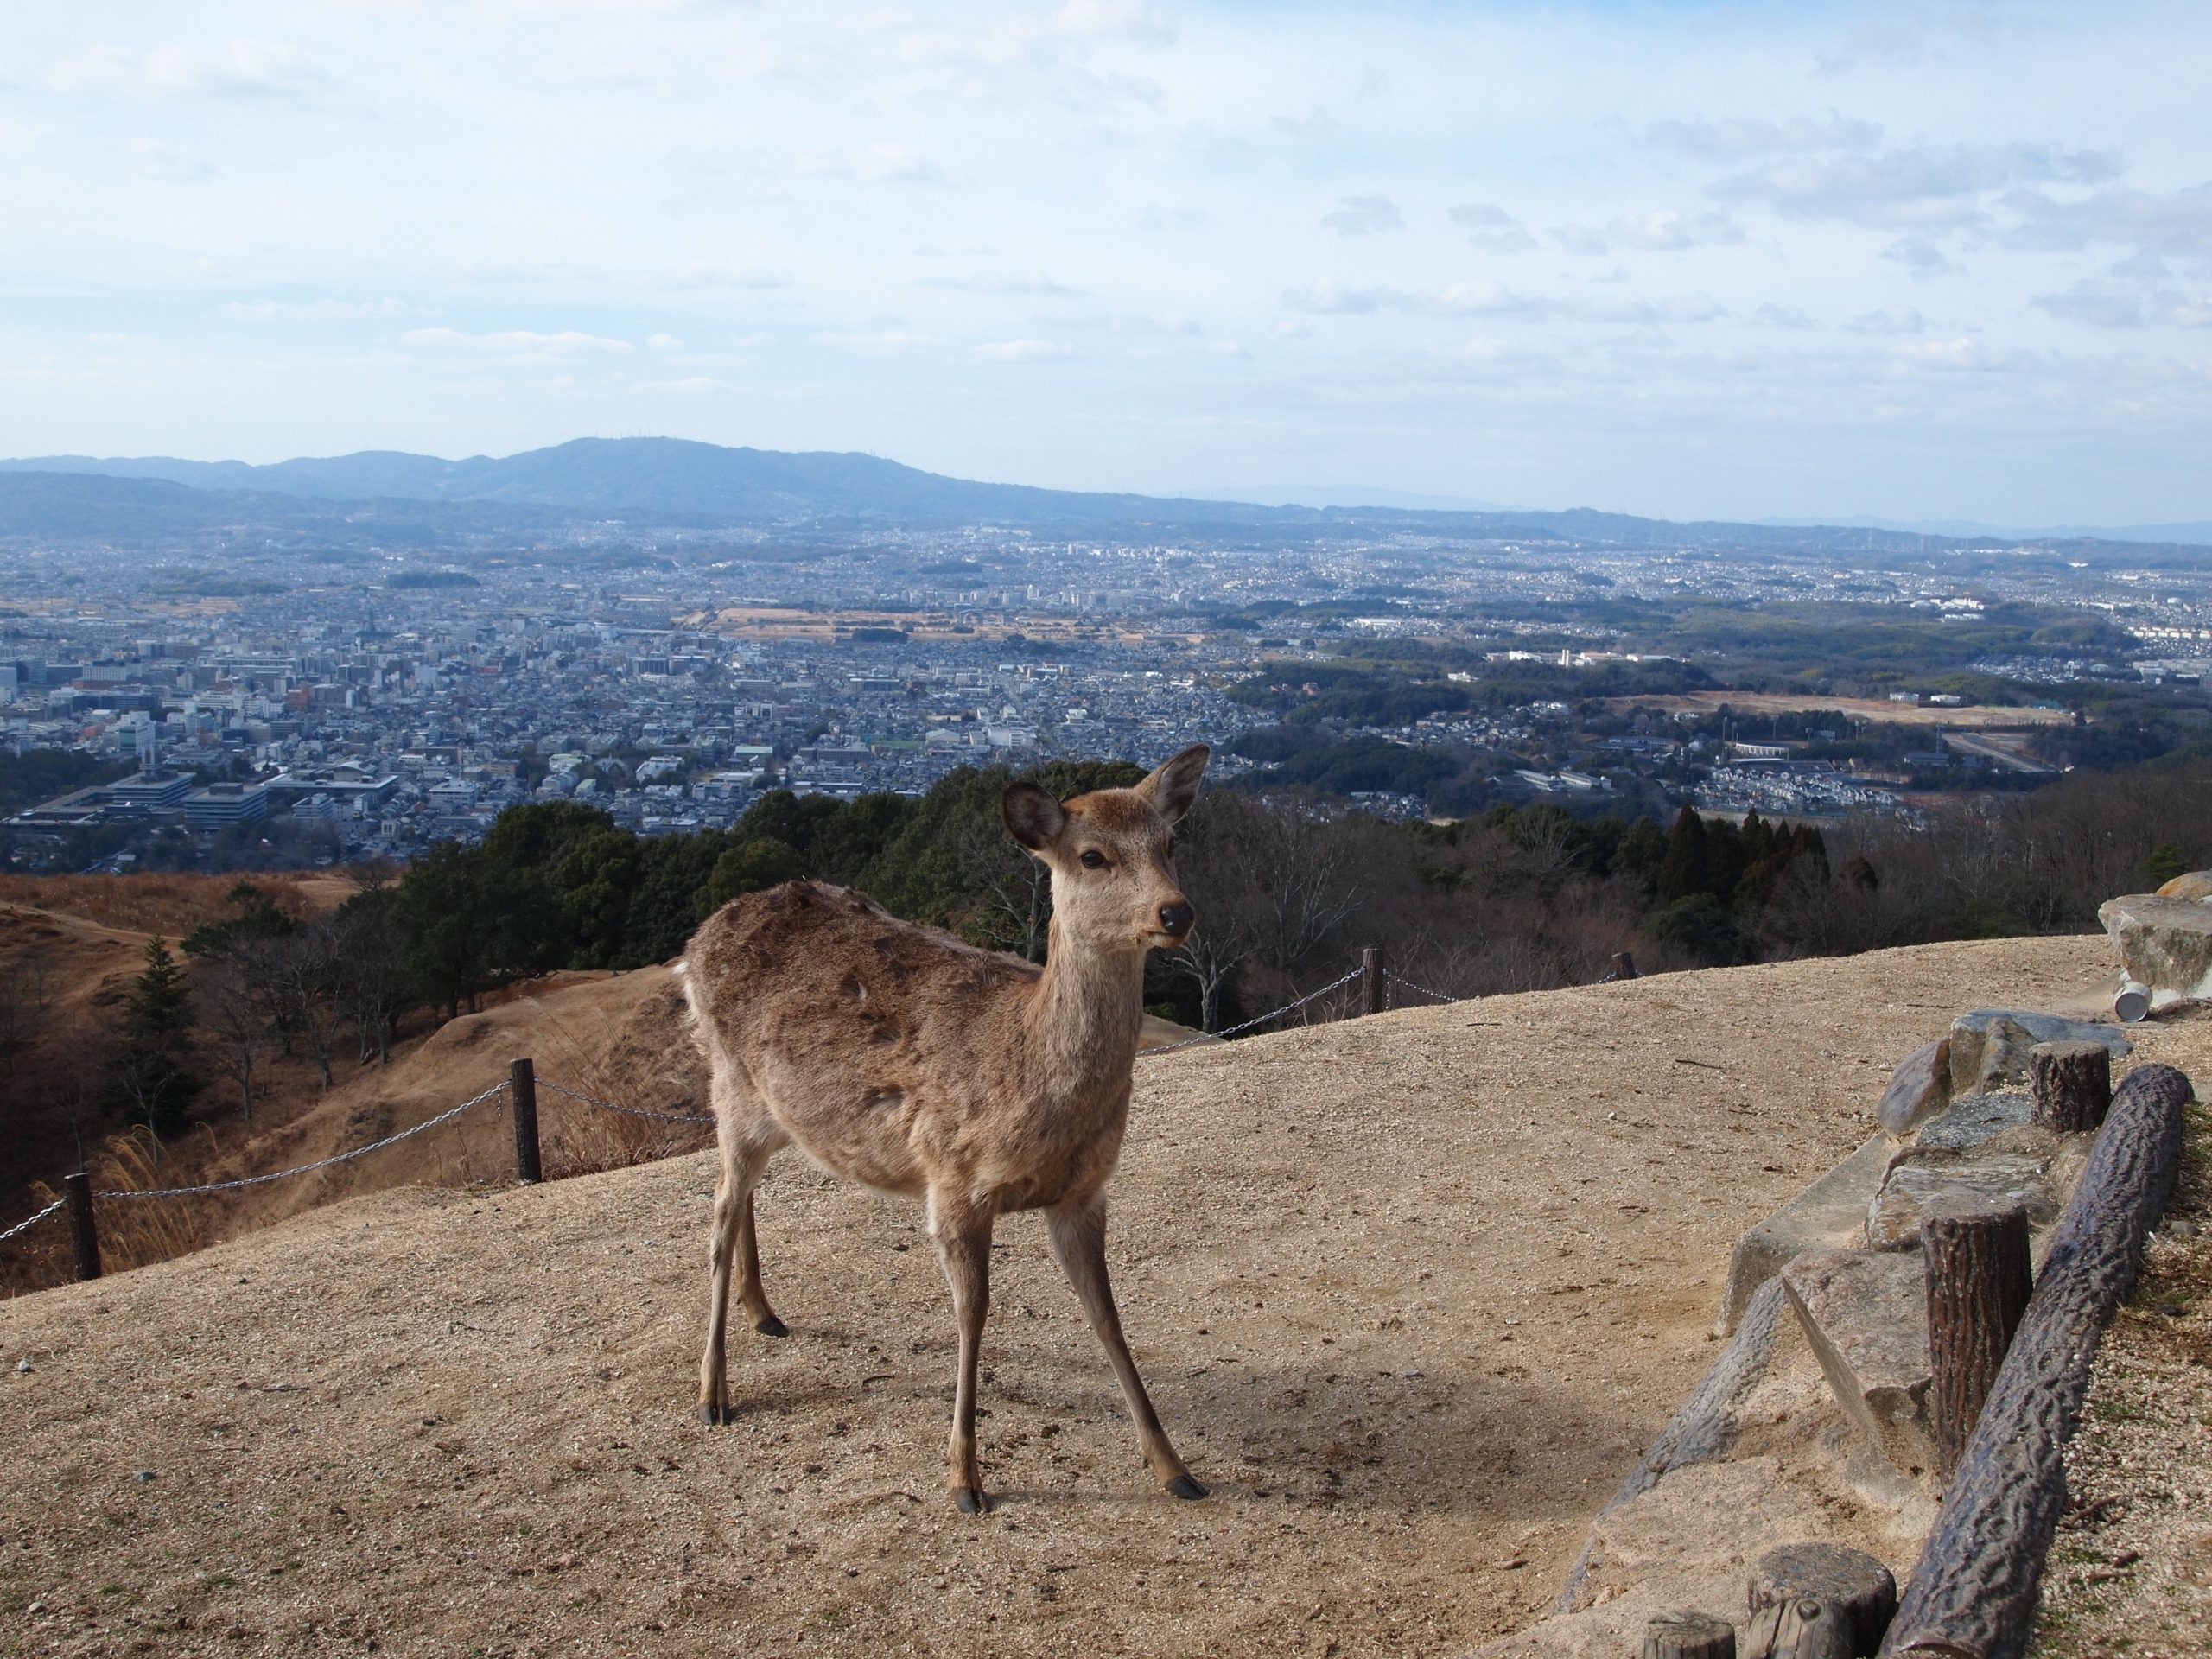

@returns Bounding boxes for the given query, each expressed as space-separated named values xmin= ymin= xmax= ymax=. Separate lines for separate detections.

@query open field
xmin=8 ymin=934 xmax=2190 ymax=1656
xmin=1598 ymin=691 xmax=2075 ymax=728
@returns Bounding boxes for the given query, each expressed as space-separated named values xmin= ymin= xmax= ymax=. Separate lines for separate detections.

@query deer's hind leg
xmin=698 ymin=1065 xmax=786 ymax=1427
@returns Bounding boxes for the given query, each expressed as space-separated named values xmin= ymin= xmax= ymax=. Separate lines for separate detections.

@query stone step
xmin=1780 ymin=1248 xmax=1936 ymax=1482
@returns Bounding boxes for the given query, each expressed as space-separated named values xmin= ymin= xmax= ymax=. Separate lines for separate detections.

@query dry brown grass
xmin=25 ymin=1126 xmax=215 ymax=1277
xmin=0 ymin=873 xmax=327 ymax=939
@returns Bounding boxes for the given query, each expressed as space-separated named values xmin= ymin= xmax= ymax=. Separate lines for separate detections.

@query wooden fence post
xmin=510 ymin=1058 xmax=543 ymax=1184
xmin=64 ymin=1172 xmax=101 ymax=1282
xmin=1359 ymin=946 xmax=1385 ymax=1016
xmin=2030 ymin=1041 xmax=2111 ymax=1135
xmin=1923 ymin=1205 xmax=2032 ymax=1482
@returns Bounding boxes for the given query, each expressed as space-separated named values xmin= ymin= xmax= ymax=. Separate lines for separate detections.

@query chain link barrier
xmin=1383 ymin=968 xmax=1460 ymax=1005
xmin=0 ymin=1198 xmax=66 ymax=1245
xmin=95 ymin=1079 xmax=511 ymax=1200
xmin=537 ymin=1077 xmax=715 ymax=1127
xmin=1141 ymin=966 xmax=1365 ymax=1058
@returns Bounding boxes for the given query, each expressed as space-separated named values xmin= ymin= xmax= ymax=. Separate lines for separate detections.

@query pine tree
xmin=105 ymin=938 xmax=200 ymax=1147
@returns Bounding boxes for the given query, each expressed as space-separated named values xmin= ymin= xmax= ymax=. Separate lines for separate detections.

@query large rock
xmin=1781 ymin=1249 xmax=1936 ymax=1481
xmin=1865 ymin=1149 xmax=2056 ymax=1250
xmin=1718 ymin=1135 xmax=1895 ymax=1334
xmin=1877 ymin=1038 xmax=1952 ymax=1139
xmin=2157 ymin=869 xmax=2212 ymax=901
xmin=1911 ymin=1089 xmax=2034 ymax=1154
xmin=2100 ymin=892 xmax=2212 ymax=1007
xmin=1947 ymin=1009 xmax=2128 ymax=1095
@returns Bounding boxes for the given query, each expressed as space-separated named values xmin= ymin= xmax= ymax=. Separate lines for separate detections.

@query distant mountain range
xmin=1 ymin=436 xmax=2207 ymax=560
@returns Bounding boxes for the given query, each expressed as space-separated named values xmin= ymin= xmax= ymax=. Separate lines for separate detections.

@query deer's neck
xmin=1022 ymin=918 xmax=1146 ymax=1103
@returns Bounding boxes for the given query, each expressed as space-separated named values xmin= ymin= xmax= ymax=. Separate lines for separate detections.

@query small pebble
xmin=133 ymin=1469 xmax=156 ymax=1483
xmin=14 ymin=1358 xmax=29 ymax=1374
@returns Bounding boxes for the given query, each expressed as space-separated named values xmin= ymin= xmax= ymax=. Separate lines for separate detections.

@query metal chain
xmin=1384 ymin=969 xmax=1459 ymax=1005
xmin=537 ymin=1077 xmax=715 ymax=1126
xmin=1141 ymin=966 xmax=1364 ymax=1058
xmin=98 ymin=1079 xmax=511 ymax=1199
xmin=0 ymin=1198 xmax=66 ymax=1244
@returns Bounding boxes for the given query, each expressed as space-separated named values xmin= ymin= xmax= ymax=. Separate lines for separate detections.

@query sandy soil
xmin=0 ymin=935 xmax=2139 ymax=1658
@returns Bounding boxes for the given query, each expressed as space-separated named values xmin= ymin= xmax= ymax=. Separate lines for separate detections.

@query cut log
xmin=1644 ymin=1611 xmax=1737 ymax=1659
xmin=1880 ymin=1063 xmax=2195 ymax=1659
xmin=1745 ymin=1599 xmax=1854 ymax=1659
xmin=2028 ymin=1041 xmax=2110 ymax=1134
xmin=1749 ymin=1544 xmax=1898 ymax=1657
xmin=1922 ymin=1205 xmax=2031 ymax=1481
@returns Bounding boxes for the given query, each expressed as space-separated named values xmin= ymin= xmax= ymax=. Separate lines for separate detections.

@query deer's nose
xmin=1158 ymin=900 xmax=1194 ymax=937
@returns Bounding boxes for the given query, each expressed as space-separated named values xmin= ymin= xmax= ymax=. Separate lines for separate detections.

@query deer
xmin=678 ymin=745 xmax=1213 ymax=1513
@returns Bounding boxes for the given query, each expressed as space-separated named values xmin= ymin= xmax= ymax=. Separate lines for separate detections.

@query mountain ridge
xmin=3 ymin=437 xmax=2209 ymax=559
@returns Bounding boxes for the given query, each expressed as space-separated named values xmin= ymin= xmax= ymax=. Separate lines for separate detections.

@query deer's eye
xmin=1079 ymin=849 xmax=1109 ymax=870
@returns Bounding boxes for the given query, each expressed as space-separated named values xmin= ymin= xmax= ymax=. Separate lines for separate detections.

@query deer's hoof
xmin=952 ymin=1486 xmax=993 ymax=1515
xmin=1166 ymin=1474 xmax=1209 ymax=1501
xmin=753 ymin=1315 xmax=790 ymax=1338
xmin=698 ymin=1402 xmax=735 ymax=1427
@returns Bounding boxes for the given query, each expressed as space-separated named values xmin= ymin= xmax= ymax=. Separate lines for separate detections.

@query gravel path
xmin=0 ymin=937 xmax=2110 ymax=1658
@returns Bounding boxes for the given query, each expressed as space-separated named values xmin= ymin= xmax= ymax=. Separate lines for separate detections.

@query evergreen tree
xmin=106 ymin=938 xmax=200 ymax=1143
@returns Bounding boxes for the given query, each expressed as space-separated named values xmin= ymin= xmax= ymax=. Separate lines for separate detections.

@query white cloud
xmin=1448 ymin=204 xmax=1535 ymax=254
xmin=1320 ymin=194 xmax=1404 ymax=237
xmin=1847 ymin=305 xmax=1923 ymax=334
xmin=1712 ymin=143 xmax=2121 ymax=230
xmin=976 ymin=339 xmax=1077 ymax=361
xmin=1606 ymin=210 xmax=1745 ymax=251
xmin=54 ymin=38 xmax=335 ymax=101
xmin=1646 ymin=112 xmax=1882 ymax=160
xmin=403 ymin=328 xmax=632 ymax=360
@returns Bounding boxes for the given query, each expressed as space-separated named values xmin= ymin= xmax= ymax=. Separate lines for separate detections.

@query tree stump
xmin=1743 ymin=1599 xmax=1854 ymax=1659
xmin=1923 ymin=1204 xmax=2032 ymax=1481
xmin=1643 ymin=1611 xmax=1736 ymax=1659
xmin=1749 ymin=1544 xmax=1897 ymax=1656
xmin=2029 ymin=1040 xmax=2111 ymax=1134
xmin=1612 ymin=950 xmax=1640 ymax=980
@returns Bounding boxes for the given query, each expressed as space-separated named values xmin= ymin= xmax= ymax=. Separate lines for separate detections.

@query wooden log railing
xmin=1879 ymin=1062 xmax=2194 ymax=1659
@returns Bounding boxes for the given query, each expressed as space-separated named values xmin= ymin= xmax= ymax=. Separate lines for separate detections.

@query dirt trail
xmin=0 ymin=936 xmax=2138 ymax=1657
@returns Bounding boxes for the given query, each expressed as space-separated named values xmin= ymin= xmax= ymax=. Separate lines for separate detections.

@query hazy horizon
xmin=7 ymin=2 xmax=2211 ymax=525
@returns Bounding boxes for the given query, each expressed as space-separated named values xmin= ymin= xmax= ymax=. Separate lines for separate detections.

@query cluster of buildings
xmin=2 ymin=514 xmax=2206 ymax=866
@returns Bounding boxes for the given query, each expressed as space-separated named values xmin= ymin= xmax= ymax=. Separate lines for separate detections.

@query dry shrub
xmin=530 ymin=1007 xmax=712 ymax=1180
xmin=7 ymin=1126 xmax=216 ymax=1294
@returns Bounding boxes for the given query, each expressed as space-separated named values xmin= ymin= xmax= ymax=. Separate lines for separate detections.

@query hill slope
xmin=6 ymin=935 xmax=2182 ymax=1656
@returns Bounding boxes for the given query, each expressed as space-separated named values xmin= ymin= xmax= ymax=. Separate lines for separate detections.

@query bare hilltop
xmin=3 ymin=933 xmax=2203 ymax=1657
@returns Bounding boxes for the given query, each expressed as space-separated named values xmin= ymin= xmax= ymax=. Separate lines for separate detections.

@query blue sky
xmin=3 ymin=2 xmax=2209 ymax=523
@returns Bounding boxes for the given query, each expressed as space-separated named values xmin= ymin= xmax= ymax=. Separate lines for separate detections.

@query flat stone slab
xmin=1719 ymin=1133 xmax=1894 ymax=1335
xmin=1948 ymin=1009 xmax=2129 ymax=1095
xmin=1866 ymin=1148 xmax=2056 ymax=1249
xmin=1913 ymin=1089 xmax=2032 ymax=1154
xmin=1781 ymin=1249 xmax=1936 ymax=1481
xmin=2099 ymin=892 xmax=2212 ymax=1005
xmin=1878 ymin=1037 xmax=1952 ymax=1139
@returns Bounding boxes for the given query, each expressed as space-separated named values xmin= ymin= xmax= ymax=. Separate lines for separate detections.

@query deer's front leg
xmin=1047 ymin=1190 xmax=1205 ymax=1499
xmin=931 ymin=1192 xmax=997 ymax=1513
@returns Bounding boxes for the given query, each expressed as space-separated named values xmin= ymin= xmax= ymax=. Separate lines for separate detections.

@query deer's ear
xmin=1138 ymin=744 xmax=1211 ymax=824
xmin=1001 ymin=781 xmax=1067 ymax=852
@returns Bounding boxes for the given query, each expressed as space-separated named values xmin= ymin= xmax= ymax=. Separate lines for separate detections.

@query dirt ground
xmin=0 ymin=934 xmax=2148 ymax=1658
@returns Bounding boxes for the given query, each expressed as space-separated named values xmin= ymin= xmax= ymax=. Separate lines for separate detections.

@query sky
xmin=3 ymin=1 xmax=2210 ymax=524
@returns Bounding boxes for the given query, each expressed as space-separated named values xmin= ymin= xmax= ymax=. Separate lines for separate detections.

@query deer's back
xmin=683 ymin=881 xmax=1082 ymax=1197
